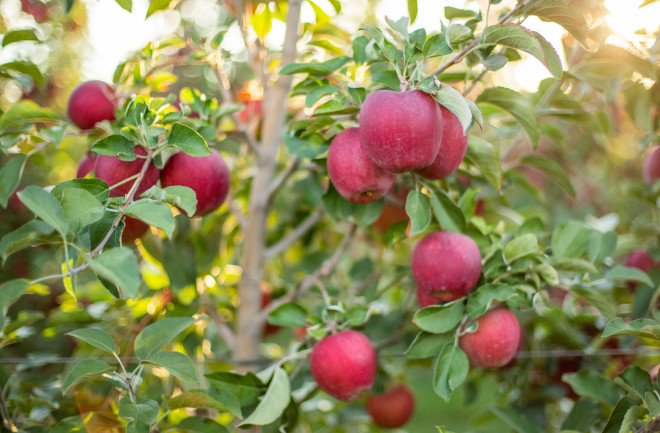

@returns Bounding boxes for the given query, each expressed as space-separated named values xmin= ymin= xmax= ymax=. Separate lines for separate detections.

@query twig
xmin=264 ymin=210 xmax=324 ymax=259
xmin=225 ymin=191 xmax=248 ymax=231
xmin=0 ymin=385 xmax=16 ymax=432
xmin=200 ymin=292 xmax=236 ymax=349
xmin=427 ymin=0 xmax=530 ymax=77
xmin=266 ymin=157 xmax=301 ymax=201
xmin=256 ymin=223 xmax=357 ymax=326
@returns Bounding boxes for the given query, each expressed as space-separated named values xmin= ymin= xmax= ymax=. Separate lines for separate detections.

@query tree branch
xmin=266 ymin=156 xmax=300 ymax=200
xmin=265 ymin=210 xmax=324 ymax=259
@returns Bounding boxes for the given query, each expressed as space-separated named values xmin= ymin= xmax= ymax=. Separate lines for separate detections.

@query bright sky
xmin=79 ymin=0 xmax=660 ymax=92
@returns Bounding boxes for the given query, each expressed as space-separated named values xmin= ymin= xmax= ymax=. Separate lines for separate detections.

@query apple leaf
xmin=408 ymin=0 xmax=418 ymax=23
xmin=551 ymin=220 xmax=593 ymax=259
xmin=168 ymin=391 xmax=240 ymax=417
xmin=118 ymin=397 xmax=159 ymax=425
xmin=134 ymin=317 xmax=196 ymax=360
xmin=520 ymin=154 xmax=576 ymax=197
xmin=18 ymin=186 xmax=69 ymax=237
xmin=433 ymin=343 xmax=468 ymax=402
xmin=51 ymin=179 xmax=110 ymax=203
xmin=239 ymin=367 xmax=290 ymax=426
xmin=521 ymin=0 xmax=589 ymax=47
xmin=0 ymin=279 xmax=29 ymax=328
xmin=561 ymin=399 xmax=602 ymax=431
xmin=587 ymin=230 xmax=617 ymax=263
xmin=465 ymin=136 xmax=502 ymax=192
xmin=0 ymin=154 xmax=27 ymax=208
xmin=434 ymin=84 xmax=472 ymax=133
xmin=423 ymin=33 xmax=452 ymax=58
xmin=429 ymin=189 xmax=465 ymax=233
xmin=66 ymin=328 xmax=116 ymax=354
xmin=61 ymin=359 xmax=114 ymax=395
xmin=124 ymin=199 xmax=175 ymax=238
xmin=503 ymin=234 xmax=541 ymax=263
xmin=601 ymin=397 xmax=641 ymax=433
xmin=405 ymin=332 xmax=453 ymax=359
xmin=406 ymin=190 xmax=431 ymax=236
xmin=144 ymin=351 xmax=198 ymax=383
xmin=490 ymin=407 xmax=544 ymax=433
xmin=177 ymin=416 xmax=229 ymax=433
xmin=477 ymin=87 xmax=539 ymax=147
xmin=2 ymin=29 xmax=40 ymax=47
xmin=92 ymin=135 xmax=136 ymax=159
xmin=267 ymin=302 xmax=308 ymax=327
xmin=168 ymin=123 xmax=211 ymax=157
xmin=562 ymin=370 xmax=620 ymax=406
xmin=61 ymin=188 xmax=105 ymax=234
xmin=466 ymin=284 xmax=517 ymax=320
xmin=0 ymin=221 xmax=56 ymax=263
xmin=88 ymin=247 xmax=141 ymax=299
xmin=605 ymin=266 xmax=654 ymax=287
xmin=140 ymin=185 xmax=197 ymax=218
xmin=414 ymin=301 xmax=464 ymax=334
xmin=602 ymin=317 xmax=660 ymax=341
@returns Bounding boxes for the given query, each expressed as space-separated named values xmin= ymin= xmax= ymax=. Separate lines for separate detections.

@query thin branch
xmin=225 ymin=191 xmax=248 ymax=231
xmin=266 ymin=157 xmax=300 ymax=201
xmin=200 ymin=292 xmax=236 ymax=349
xmin=427 ymin=0 xmax=530 ymax=77
xmin=265 ymin=210 xmax=324 ymax=259
xmin=256 ymin=223 xmax=357 ymax=326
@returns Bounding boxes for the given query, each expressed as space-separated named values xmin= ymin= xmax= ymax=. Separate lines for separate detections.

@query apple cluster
xmin=68 ymin=81 xmax=230 ymax=243
xmin=327 ymin=89 xmax=470 ymax=204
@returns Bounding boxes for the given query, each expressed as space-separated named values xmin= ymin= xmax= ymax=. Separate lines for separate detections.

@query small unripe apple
xmin=643 ymin=145 xmax=660 ymax=184
xmin=94 ymin=146 xmax=160 ymax=198
xmin=122 ymin=216 xmax=149 ymax=243
xmin=67 ymin=81 xmax=118 ymax=130
xmin=309 ymin=330 xmax=377 ymax=401
xmin=327 ymin=128 xmax=395 ymax=203
xmin=626 ymin=249 xmax=655 ymax=273
xmin=76 ymin=153 xmax=97 ymax=178
xmin=459 ymin=308 xmax=521 ymax=368
xmin=416 ymin=106 xmax=468 ymax=179
xmin=160 ymin=149 xmax=230 ymax=217
xmin=411 ymin=231 xmax=482 ymax=299
xmin=359 ymin=90 xmax=443 ymax=173
xmin=366 ymin=384 xmax=415 ymax=428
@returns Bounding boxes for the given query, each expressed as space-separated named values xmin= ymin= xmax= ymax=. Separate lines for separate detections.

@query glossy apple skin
xmin=122 ymin=216 xmax=149 ymax=243
xmin=94 ymin=146 xmax=160 ymax=198
xmin=309 ymin=330 xmax=377 ymax=401
xmin=411 ymin=231 xmax=482 ymax=299
xmin=160 ymin=149 xmax=230 ymax=217
xmin=359 ymin=90 xmax=443 ymax=173
xmin=67 ymin=81 xmax=117 ymax=130
xmin=416 ymin=288 xmax=461 ymax=308
xmin=643 ymin=145 xmax=660 ymax=184
xmin=459 ymin=308 xmax=521 ymax=368
xmin=367 ymin=385 xmax=415 ymax=428
xmin=76 ymin=153 xmax=97 ymax=178
xmin=416 ymin=106 xmax=468 ymax=179
xmin=327 ymin=128 xmax=395 ymax=203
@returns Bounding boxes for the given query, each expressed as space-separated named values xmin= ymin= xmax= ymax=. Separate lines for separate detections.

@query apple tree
xmin=0 ymin=0 xmax=659 ymax=432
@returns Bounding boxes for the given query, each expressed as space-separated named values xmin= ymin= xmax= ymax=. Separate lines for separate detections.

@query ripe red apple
xmin=309 ymin=330 xmax=377 ymax=401
xmin=359 ymin=90 xmax=443 ymax=173
xmin=76 ymin=153 xmax=97 ymax=178
xmin=67 ymin=81 xmax=118 ymax=130
xmin=411 ymin=231 xmax=482 ymax=299
xmin=94 ymin=146 xmax=160 ymax=198
xmin=326 ymin=128 xmax=395 ymax=203
xmin=160 ymin=149 xmax=230 ymax=217
xmin=459 ymin=308 xmax=521 ymax=368
xmin=122 ymin=216 xmax=149 ymax=243
xmin=415 ymin=106 xmax=468 ymax=180
xmin=626 ymin=249 xmax=655 ymax=273
xmin=416 ymin=288 xmax=461 ymax=307
xmin=238 ymin=100 xmax=262 ymax=124
xmin=373 ymin=204 xmax=408 ymax=233
xmin=21 ymin=0 xmax=49 ymax=22
xmin=366 ymin=384 xmax=415 ymax=428
xmin=643 ymin=145 xmax=660 ymax=184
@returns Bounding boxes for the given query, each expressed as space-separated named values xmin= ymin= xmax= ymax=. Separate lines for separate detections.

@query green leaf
xmin=406 ymin=190 xmax=431 ymax=236
xmin=115 ymin=0 xmax=132 ymax=12
xmin=1 ymin=61 xmax=44 ymax=85
xmin=0 ymin=100 xmax=57 ymax=129
xmin=615 ymin=366 xmax=654 ymax=401
xmin=18 ymin=186 xmax=68 ymax=236
xmin=124 ymin=199 xmax=175 ymax=238
xmin=239 ymin=367 xmax=290 ymax=426
xmin=92 ymin=135 xmax=135 ymax=159
xmin=602 ymin=397 xmax=640 ymax=433
xmin=118 ymin=397 xmax=159 ymax=425
xmin=162 ymin=235 xmax=197 ymax=290
xmin=551 ymin=220 xmax=592 ymax=258
xmin=477 ymin=87 xmax=539 ymax=147
xmin=563 ymin=370 xmax=620 ymax=406
xmin=312 ymin=100 xmax=360 ymax=117
xmin=280 ymin=57 xmax=351 ymax=76
xmin=481 ymin=24 xmax=562 ymax=79
xmin=353 ymin=199 xmax=384 ymax=227
xmin=503 ymin=234 xmax=541 ymax=263
xmin=466 ymin=283 xmax=516 ymax=320
xmin=605 ymin=266 xmax=654 ymax=287
xmin=50 ymin=417 xmax=85 ymax=433
xmin=0 ymin=221 xmax=56 ymax=263
xmin=423 ymin=33 xmax=452 ymax=58
xmin=88 ymin=247 xmax=141 ymax=299
xmin=429 ymin=190 xmax=465 ymax=233
xmin=561 ymin=399 xmax=602 ymax=431
xmin=169 ymin=391 xmax=239 ymax=417
xmin=465 ymin=136 xmax=502 ymax=192
xmin=602 ymin=317 xmax=660 ymax=341
xmin=267 ymin=302 xmax=308 ymax=327
xmin=522 ymin=0 xmax=589 ymax=47
xmin=134 ymin=317 xmax=196 ymax=360
xmin=61 ymin=188 xmax=105 ymax=234
xmin=490 ymin=407 xmax=543 ymax=433
xmin=0 ymin=279 xmax=29 ymax=328
xmin=434 ymin=84 xmax=472 ymax=133
xmin=2 ymin=29 xmax=40 ymax=47
xmin=61 ymin=359 xmax=114 ymax=395
xmin=304 ymin=85 xmax=339 ymax=108
xmin=0 ymin=154 xmax=27 ymax=208
xmin=433 ymin=344 xmax=469 ymax=402
xmin=519 ymin=154 xmax=576 ymax=197
xmin=446 ymin=24 xmax=472 ymax=46
xmin=51 ymin=179 xmax=110 ymax=203
xmin=284 ymin=134 xmax=326 ymax=159
xmin=146 ymin=0 xmax=174 ymax=17
xmin=89 ymin=212 xmax=123 ymax=251
xmin=445 ymin=6 xmax=476 ymax=19
xmin=385 ymin=16 xmax=409 ymax=39
xmin=206 ymin=371 xmax=263 ymax=407
xmin=168 ymin=123 xmax=211 ymax=157
xmin=145 ymin=351 xmax=198 ymax=383
xmin=466 ymin=99 xmax=484 ymax=129
xmin=414 ymin=301 xmax=464 ymax=334
xmin=408 ymin=0 xmax=418 ymax=23
xmin=66 ymin=328 xmax=116 ymax=353
xmin=587 ymin=230 xmax=617 ymax=263
xmin=178 ymin=416 xmax=230 ymax=433
xmin=322 ymin=185 xmax=355 ymax=220
xmin=141 ymin=185 xmax=197 ymax=218
xmin=406 ymin=332 xmax=453 ymax=359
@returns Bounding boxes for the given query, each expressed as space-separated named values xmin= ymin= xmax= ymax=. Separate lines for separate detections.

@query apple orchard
xmin=0 ymin=0 xmax=659 ymax=432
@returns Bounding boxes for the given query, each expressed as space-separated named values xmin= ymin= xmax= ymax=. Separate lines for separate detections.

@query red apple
xmin=122 ymin=216 xmax=149 ymax=243
xmin=415 ymin=106 xmax=468 ymax=179
xmin=238 ymin=100 xmax=262 ymax=124
xmin=21 ymin=0 xmax=49 ymax=22
xmin=76 ymin=153 xmax=97 ymax=178
xmin=326 ymin=128 xmax=395 ymax=203
xmin=459 ymin=308 xmax=521 ymax=368
xmin=366 ymin=384 xmax=415 ymax=428
xmin=359 ymin=90 xmax=443 ymax=173
xmin=94 ymin=146 xmax=160 ymax=198
xmin=626 ymin=249 xmax=655 ymax=273
xmin=67 ymin=81 xmax=118 ymax=130
xmin=643 ymin=145 xmax=660 ymax=184
xmin=416 ymin=288 xmax=461 ymax=308
xmin=160 ymin=149 xmax=230 ymax=217
xmin=309 ymin=330 xmax=377 ymax=401
xmin=411 ymin=231 xmax=482 ymax=299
